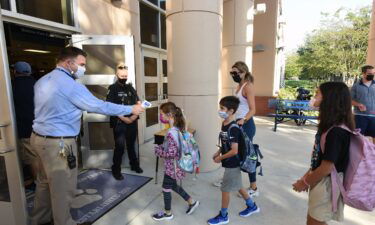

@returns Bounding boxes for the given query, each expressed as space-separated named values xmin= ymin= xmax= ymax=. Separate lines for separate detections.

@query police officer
xmin=30 ymin=47 xmax=144 ymax=225
xmin=107 ymin=62 xmax=143 ymax=180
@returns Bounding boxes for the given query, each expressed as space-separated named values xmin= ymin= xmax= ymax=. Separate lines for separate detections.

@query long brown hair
xmin=318 ymin=82 xmax=355 ymax=134
xmin=160 ymin=102 xmax=186 ymax=132
xmin=232 ymin=61 xmax=254 ymax=83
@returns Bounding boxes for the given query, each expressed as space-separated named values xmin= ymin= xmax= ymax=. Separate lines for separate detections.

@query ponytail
xmin=160 ymin=102 xmax=186 ymax=132
xmin=174 ymin=107 xmax=186 ymax=132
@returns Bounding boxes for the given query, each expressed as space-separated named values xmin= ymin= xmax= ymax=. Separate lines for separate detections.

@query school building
xmin=8 ymin=0 xmax=375 ymax=224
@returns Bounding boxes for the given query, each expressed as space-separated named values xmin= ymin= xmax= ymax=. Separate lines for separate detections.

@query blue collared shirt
xmin=33 ymin=67 xmax=133 ymax=136
xmin=351 ymin=80 xmax=375 ymax=114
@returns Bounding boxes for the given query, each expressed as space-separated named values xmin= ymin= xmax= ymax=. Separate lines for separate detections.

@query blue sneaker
xmin=207 ymin=212 xmax=229 ymax=225
xmin=239 ymin=203 xmax=260 ymax=217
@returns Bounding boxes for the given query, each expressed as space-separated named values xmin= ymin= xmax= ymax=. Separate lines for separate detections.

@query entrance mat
xmin=27 ymin=169 xmax=152 ymax=224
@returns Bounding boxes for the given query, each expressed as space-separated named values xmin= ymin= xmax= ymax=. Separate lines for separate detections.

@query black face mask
xmin=230 ymin=71 xmax=242 ymax=83
xmin=366 ymin=74 xmax=374 ymax=81
xmin=118 ymin=79 xmax=127 ymax=84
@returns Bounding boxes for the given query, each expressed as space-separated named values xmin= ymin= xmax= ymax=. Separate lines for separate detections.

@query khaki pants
xmin=18 ymin=138 xmax=38 ymax=179
xmin=29 ymin=133 xmax=77 ymax=225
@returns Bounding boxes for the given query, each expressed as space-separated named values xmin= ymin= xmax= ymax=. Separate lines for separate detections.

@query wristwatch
xmin=243 ymin=118 xmax=248 ymax=123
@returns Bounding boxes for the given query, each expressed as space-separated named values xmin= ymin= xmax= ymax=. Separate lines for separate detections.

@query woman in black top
xmin=106 ymin=63 xmax=143 ymax=180
xmin=293 ymin=82 xmax=354 ymax=225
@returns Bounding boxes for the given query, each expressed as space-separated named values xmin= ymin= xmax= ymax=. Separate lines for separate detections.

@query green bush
xmin=284 ymin=80 xmax=318 ymax=90
xmin=277 ymin=87 xmax=297 ymax=100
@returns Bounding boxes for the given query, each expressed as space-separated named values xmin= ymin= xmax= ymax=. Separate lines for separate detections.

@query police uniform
xmin=106 ymin=81 xmax=142 ymax=177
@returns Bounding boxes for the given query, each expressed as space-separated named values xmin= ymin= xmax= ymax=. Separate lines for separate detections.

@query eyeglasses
xmin=118 ymin=66 xmax=128 ymax=70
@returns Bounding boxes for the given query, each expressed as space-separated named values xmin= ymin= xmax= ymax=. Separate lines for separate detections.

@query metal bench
xmin=268 ymin=99 xmax=318 ymax=131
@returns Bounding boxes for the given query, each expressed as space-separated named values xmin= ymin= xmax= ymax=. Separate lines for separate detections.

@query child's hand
xmin=292 ymin=179 xmax=308 ymax=192
xmin=213 ymin=156 xmax=221 ymax=163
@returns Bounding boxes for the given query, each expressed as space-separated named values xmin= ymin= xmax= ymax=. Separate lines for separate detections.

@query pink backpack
xmin=321 ymin=125 xmax=375 ymax=212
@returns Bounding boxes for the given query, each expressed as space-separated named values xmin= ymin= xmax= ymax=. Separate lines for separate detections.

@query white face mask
xmin=218 ymin=110 xmax=229 ymax=119
xmin=73 ymin=65 xmax=86 ymax=79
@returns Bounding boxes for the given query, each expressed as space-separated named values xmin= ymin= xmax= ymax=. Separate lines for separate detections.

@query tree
xmin=285 ymin=53 xmax=302 ymax=79
xmin=288 ymin=6 xmax=371 ymax=82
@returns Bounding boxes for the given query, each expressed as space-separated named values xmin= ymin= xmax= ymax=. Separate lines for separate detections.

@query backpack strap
xmin=320 ymin=125 xmax=350 ymax=212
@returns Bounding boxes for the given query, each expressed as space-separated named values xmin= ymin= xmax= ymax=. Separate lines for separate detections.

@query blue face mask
xmin=218 ymin=110 xmax=229 ymax=119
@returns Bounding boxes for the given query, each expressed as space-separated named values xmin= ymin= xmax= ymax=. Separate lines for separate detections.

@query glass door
xmin=72 ymin=35 xmax=137 ymax=169
xmin=142 ymin=49 xmax=168 ymax=140
xmin=0 ymin=10 xmax=28 ymax=225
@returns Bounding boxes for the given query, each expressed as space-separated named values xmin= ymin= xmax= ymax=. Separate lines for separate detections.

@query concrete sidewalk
xmin=94 ymin=117 xmax=375 ymax=225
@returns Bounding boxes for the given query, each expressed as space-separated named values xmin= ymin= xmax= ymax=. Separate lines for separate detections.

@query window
xmin=140 ymin=1 xmax=166 ymax=49
xmin=82 ymin=45 xmax=125 ymax=75
xmin=140 ymin=3 xmax=159 ymax=48
xmin=16 ymin=0 xmax=74 ymax=26
xmin=146 ymin=107 xmax=159 ymax=127
xmin=1 ymin=0 xmax=10 ymax=10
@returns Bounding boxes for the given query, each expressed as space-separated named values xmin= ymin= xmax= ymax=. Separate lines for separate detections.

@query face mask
xmin=230 ymin=71 xmax=242 ymax=83
xmin=218 ymin=110 xmax=229 ymax=119
xmin=73 ymin=65 xmax=86 ymax=79
xmin=160 ymin=114 xmax=169 ymax=124
xmin=366 ymin=74 xmax=374 ymax=81
xmin=309 ymin=98 xmax=317 ymax=108
xmin=118 ymin=79 xmax=127 ymax=84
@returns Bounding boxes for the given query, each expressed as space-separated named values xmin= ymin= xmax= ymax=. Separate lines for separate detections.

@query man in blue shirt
xmin=351 ymin=65 xmax=375 ymax=143
xmin=30 ymin=47 xmax=144 ymax=225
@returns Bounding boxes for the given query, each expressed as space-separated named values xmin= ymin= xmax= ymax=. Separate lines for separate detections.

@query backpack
xmin=176 ymin=129 xmax=201 ymax=174
xmin=321 ymin=125 xmax=375 ymax=211
xmin=224 ymin=124 xmax=263 ymax=174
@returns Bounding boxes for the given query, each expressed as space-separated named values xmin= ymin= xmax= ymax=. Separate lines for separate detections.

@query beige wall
xmin=222 ymin=0 xmax=254 ymax=97
xmin=367 ymin=0 xmax=375 ymax=65
xmin=252 ymin=0 xmax=279 ymax=97
xmin=78 ymin=0 xmax=146 ymax=142
xmin=167 ymin=0 xmax=223 ymax=172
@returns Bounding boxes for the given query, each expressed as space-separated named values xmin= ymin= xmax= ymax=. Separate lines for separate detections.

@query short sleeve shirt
xmin=220 ymin=121 xmax=241 ymax=168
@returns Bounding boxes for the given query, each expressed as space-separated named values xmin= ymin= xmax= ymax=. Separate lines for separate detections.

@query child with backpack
xmin=208 ymin=96 xmax=259 ymax=225
xmin=293 ymin=82 xmax=355 ymax=224
xmin=152 ymin=102 xmax=200 ymax=221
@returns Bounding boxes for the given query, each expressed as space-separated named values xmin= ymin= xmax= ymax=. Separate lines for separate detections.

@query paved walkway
xmin=94 ymin=117 xmax=375 ymax=225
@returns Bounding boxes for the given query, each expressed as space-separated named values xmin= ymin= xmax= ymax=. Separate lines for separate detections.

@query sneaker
xmin=152 ymin=211 xmax=174 ymax=221
xmin=186 ymin=200 xmax=200 ymax=215
xmin=248 ymin=188 xmax=259 ymax=198
xmin=212 ymin=179 xmax=223 ymax=187
xmin=239 ymin=203 xmax=260 ymax=217
xmin=207 ymin=212 xmax=229 ymax=225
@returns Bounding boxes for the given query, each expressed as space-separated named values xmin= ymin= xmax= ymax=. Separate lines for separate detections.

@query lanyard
xmin=55 ymin=68 xmax=75 ymax=80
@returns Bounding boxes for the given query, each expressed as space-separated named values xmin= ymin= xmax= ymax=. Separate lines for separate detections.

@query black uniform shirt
xmin=106 ymin=81 xmax=139 ymax=127
xmin=12 ymin=76 xmax=35 ymax=138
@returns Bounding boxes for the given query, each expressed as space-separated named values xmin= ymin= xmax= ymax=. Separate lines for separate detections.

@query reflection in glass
xmin=144 ymin=57 xmax=157 ymax=77
xmin=88 ymin=122 xmax=115 ymax=150
xmin=160 ymin=0 xmax=166 ymax=10
xmin=0 ymin=156 xmax=10 ymax=202
xmin=86 ymin=85 xmax=110 ymax=101
xmin=146 ymin=0 xmax=158 ymax=6
xmin=145 ymin=83 xmax=158 ymax=101
xmin=163 ymin=83 xmax=168 ymax=99
xmin=1 ymin=0 xmax=10 ymax=10
xmin=16 ymin=0 xmax=74 ymax=25
xmin=140 ymin=3 xmax=159 ymax=47
xmin=162 ymin=60 xmax=167 ymax=77
xmin=146 ymin=107 xmax=159 ymax=127
xmin=83 ymin=45 xmax=125 ymax=75
xmin=161 ymin=14 xmax=166 ymax=49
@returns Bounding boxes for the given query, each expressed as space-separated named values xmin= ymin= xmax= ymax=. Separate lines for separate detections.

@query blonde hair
xmin=232 ymin=61 xmax=254 ymax=83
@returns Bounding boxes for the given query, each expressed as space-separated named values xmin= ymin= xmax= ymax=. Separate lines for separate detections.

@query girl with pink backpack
xmin=293 ymin=82 xmax=355 ymax=224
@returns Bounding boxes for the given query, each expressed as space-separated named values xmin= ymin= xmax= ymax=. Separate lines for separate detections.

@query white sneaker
xmin=212 ymin=179 xmax=223 ymax=187
xmin=248 ymin=188 xmax=259 ymax=198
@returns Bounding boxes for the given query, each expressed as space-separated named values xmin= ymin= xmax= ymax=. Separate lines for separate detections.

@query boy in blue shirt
xmin=208 ymin=96 xmax=259 ymax=225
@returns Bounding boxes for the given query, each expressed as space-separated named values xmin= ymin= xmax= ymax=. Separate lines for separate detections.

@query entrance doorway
xmin=142 ymin=49 xmax=168 ymax=140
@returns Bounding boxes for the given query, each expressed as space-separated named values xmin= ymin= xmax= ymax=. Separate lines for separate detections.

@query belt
xmin=32 ymin=131 xmax=77 ymax=139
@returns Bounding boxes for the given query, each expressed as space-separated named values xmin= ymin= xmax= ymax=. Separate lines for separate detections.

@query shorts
xmin=355 ymin=115 xmax=375 ymax=137
xmin=221 ymin=167 xmax=243 ymax=192
xmin=308 ymin=174 xmax=344 ymax=222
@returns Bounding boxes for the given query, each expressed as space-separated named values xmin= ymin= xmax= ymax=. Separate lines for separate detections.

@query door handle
xmin=0 ymin=123 xmax=14 ymax=154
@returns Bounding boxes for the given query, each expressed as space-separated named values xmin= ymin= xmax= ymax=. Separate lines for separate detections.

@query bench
xmin=268 ymin=99 xmax=318 ymax=131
